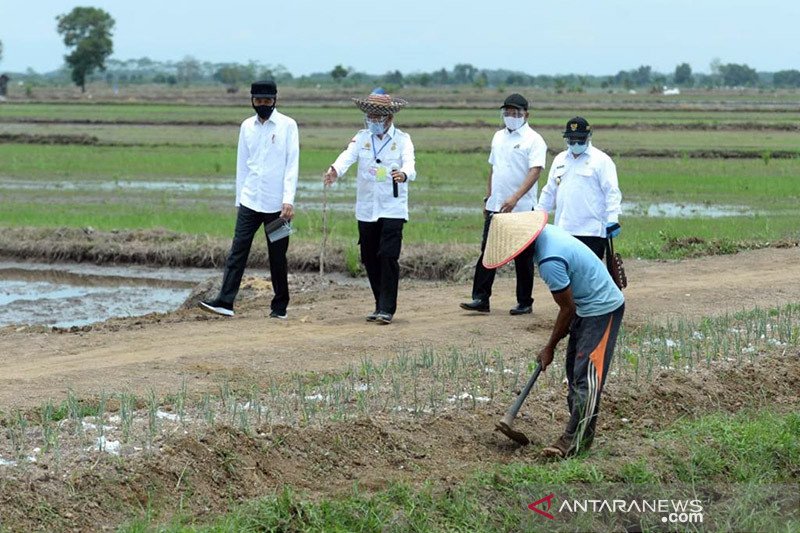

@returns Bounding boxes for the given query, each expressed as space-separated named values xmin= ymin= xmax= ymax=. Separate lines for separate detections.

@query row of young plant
xmin=1 ymin=303 xmax=797 ymax=467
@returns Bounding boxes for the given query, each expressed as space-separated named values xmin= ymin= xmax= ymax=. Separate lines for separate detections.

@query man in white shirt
xmin=200 ymin=80 xmax=299 ymax=319
xmin=323 ymin=88 xmax=416 ymax=325
xmin=460 ymin=94 xmax=547 ymax=316
xmin=536 ymin=117 xmax=622 ymax=260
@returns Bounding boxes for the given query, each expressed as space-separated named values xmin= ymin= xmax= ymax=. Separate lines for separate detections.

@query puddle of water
xmin=0 ymin=261 xmax=224 ymax=328
xmin=622 ymin=201 xmax=753 ymax=218
xmin=0 ymin=280 xmax=191 ymax=328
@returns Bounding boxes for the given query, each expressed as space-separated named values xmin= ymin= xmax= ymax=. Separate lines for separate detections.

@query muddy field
xmin=0 ymin=246 xmax=799 ymax=531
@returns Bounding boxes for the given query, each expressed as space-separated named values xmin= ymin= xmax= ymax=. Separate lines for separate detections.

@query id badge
xmin=373 ymin=165 xmax=388 ymax=182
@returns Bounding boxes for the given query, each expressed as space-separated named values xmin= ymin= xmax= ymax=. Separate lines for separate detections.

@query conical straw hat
xmin=482 ymin=211 xmax=548 ymax=269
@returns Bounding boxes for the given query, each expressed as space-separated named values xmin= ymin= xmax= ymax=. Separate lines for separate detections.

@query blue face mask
xmin=366 ymin=118 xmax=387 ymax=135
xmin=567 ymin=140 xmax=588 ymax=155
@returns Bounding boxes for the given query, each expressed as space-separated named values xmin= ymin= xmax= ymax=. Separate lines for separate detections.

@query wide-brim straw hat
xmin=352 ymin=92 xmax=408 ymax=115
xmin=482 ymin=211 xmax=548 ymax=269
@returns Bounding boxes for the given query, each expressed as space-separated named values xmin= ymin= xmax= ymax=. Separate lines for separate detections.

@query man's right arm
xmin=326 ymin=134 xmax=361 ymax=184
xmin=538 ymin=287 xmax=576 ymax=370
xmin=235 ymin=122 xmax=248 ymax=207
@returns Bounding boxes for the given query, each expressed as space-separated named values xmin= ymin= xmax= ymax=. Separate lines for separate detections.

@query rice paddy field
xmin=1 ymin=86 xmax=799 ymax=263
xmin=0 ymin=85 xmax=798 ymax=532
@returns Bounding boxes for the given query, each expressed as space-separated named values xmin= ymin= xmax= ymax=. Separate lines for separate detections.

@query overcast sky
xmin=1 ymin=0 xmax=798 ymax=75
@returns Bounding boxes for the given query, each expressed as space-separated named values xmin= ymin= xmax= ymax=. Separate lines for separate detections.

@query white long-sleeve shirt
xmin=536 ymin=144 xmax=621 ymax=237
xmin=486 ymin=123 xmax=547 ymax=213
xmin=236 ymin=110 xmax=299 ymax=212
xmin=331 ymin=124 xmax=417 ymax=221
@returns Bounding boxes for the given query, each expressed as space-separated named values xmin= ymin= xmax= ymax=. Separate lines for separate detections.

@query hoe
xmin=495 ymin=361 xmax=542 ymax=445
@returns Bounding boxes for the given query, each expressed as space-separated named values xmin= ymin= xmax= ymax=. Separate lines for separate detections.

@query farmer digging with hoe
xmin=323 ymin=88 xmax=416 ymax=325
xmin=199 ymin=80 xmax=299 ymax=319
xmin=485 ymin=211 xmax=625 ymax=457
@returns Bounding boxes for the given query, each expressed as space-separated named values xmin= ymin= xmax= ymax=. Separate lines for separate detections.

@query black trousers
xmin=217 ymin=205 xmax=289 ymax=314
xmin=358 ymin=218 xmax=404 ymax=315
xmin=564 ymin=303 xmax=625 ymax=454
xmin=470 ymin=212 xmax=534 ymax=306
xmin=575 ymin=235 xmax=606 ymax=260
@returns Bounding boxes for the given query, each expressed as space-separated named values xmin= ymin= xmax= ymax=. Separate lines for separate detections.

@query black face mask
xmin=253 ymin=102 xmax=276 ymax=120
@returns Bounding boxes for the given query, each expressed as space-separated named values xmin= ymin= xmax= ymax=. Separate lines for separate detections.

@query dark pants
xmin=217 ymin=205 xmax=289 ymax=314
xmin=564 ymin=303 xmax=625 ymax=454
xmin=358 ymin=218 xmax=404 ymax=315
xmin=575 ymin=235 xmax=606 ymax=260
xmin=470 ymin=212 xmax=534 ymax=306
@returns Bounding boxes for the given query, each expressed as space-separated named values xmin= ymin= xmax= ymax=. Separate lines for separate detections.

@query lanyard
xmin=371 ymin=134 xmax=392 ymax=162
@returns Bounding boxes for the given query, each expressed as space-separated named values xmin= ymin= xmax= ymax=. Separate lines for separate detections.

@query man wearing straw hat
xmin=199 ymin=80 xmax=299 ymax=319
xmin=461 ymin=93 xmax=547 ymax=316
xmin=323 ymin=88 xmax=416 ymax=325
xmin=536 ymin=116 xmax=622 ymax=260
xmin=483 ymin=210 xmax=625 ymax=458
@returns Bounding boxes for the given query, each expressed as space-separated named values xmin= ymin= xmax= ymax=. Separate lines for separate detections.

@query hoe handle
xmin=500 ymin=362 xmax=542 ymax=427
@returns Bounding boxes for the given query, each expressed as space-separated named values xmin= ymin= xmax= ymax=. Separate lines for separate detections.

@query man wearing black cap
xmin=460 ymin=93 xmax=547 ymax=316
xmin=199 ymin=80 xmax=299 ymax=319
xmin=536 ymin=117 xmax=621 ymax=260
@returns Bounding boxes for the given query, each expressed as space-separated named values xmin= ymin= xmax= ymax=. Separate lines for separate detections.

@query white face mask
xmin=366 ymin=118 xmax=387 ymax=135
xmin=503 ymin=116 xmax=525 ymax=131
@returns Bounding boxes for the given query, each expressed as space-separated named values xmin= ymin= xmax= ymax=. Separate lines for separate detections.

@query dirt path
xmin=1 ymin=246 xmax=798 ymax=409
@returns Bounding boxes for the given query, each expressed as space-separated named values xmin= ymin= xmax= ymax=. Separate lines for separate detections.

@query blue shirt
xmin=533 ymin=225 xmax=624 ymax=317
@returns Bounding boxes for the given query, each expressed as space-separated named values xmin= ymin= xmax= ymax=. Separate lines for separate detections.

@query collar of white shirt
xmin=372 ymin=123 xmax=396 ymax=140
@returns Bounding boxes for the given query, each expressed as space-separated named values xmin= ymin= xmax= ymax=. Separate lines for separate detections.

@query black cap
xmin=251 ymin=80 xmax=277 ymax=98
xmin=500 ymin=93 xmax=528 ymax=111
xmin=563 ymin=116 xmax=591 ymax=138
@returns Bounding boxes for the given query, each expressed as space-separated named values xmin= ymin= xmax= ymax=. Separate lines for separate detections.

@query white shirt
xmin=486 ymin=123 xmax=547 ymax=213
xmin=536 ymin=144 xmax=621 ymax=237
xmin=236 ymin=110 xmax=299 ymax=212
xmin=331 ymin=124 xmax=417 ymax=221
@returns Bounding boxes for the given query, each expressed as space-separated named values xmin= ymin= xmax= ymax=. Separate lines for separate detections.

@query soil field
xmin=0 ymin=246 xmax=799 ymax=532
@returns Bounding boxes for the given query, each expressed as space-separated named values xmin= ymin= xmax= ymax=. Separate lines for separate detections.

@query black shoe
xmin=366 ymin=310 xmax=380 ymax=322
xmin=198 ymin=299 xmax=234 ymax=317
xmin=460 ymin=299 xmax=490 ymax=313
xmin=269 ymin=310 xmax=287 ymax=320
xmin=375 ymin=312 xmax=393 ymax=324
xmin=509 ymin=304 xmax=533 ymax=316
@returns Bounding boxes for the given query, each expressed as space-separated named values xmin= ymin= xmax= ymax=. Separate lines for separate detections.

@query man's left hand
xmin=606 ymin=222 xmax=621 ymax=238
xmin=391 ymin=170 xmax=407 ymax=183
xmin=500 ymin=196 xmax=518 ymax=213
xmin=280 ymin=203 xmax=294 ymax=220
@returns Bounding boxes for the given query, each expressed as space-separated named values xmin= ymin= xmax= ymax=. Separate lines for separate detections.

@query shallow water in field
xmin=0 ymin=261 xmax=218 ymax=328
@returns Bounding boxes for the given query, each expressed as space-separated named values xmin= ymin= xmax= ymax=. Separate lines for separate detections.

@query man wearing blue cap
xmin=323 ymin=88 xmax=416 ymax=325
xmin=200 ymin=80 xmax=299 ymax=319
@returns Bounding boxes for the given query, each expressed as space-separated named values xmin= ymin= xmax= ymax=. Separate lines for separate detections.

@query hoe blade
xmin=495 ymin=420 xmax=530 ymax=445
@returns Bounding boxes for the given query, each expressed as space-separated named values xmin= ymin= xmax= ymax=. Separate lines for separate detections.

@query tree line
xmin=2 ymin=7 xmax=800 ymax=91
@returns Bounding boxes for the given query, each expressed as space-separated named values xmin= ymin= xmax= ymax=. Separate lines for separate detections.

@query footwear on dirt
xmin=366 ymin=309 xmax=380 ymax=322
xmin=269 ymin=310 xmax=288 ymax=320
xmin=375 ymin=312 xmax=393 ymax=324
xmin=460 ymin=299 xmax=490 ymax=313
xmin=198 ymin=300 xmax=234 ymax=317
xmin=509 ymin=303 xmax=532 ymax=315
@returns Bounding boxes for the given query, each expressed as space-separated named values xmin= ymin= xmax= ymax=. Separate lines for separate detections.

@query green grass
xmin=120 ymin=410 xmax=800 ymax=532
xmin=2 ymin=98 xmax=799 ymax=262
